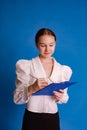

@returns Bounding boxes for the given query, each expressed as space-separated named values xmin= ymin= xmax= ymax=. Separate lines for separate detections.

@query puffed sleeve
xmin=58 ymin=65 xmax=72 ymax=104
xmin=13 ymin=60 xmax=31 ymax=104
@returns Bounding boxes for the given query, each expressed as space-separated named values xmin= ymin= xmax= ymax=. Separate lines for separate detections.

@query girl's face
xmin=37 ymin=35 xmax=56 ymax=58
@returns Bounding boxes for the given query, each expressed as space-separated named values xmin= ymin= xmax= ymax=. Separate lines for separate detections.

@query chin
xmin=40 ymin=53 xmax=52 ymax=58
xmin=43 ymin=54 xmax=52 ymax=58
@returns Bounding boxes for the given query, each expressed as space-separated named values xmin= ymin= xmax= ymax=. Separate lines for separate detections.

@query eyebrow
xmin=39 ymin=42 xmax=55 ymax=45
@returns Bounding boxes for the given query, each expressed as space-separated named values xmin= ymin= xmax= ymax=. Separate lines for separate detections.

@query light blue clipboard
xmin=32 ymin=81 xmax=77 ymax=96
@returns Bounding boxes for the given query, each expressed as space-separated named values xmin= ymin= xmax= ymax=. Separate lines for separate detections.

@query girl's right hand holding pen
xmin=27 ymin=78 xmax=48 ymax=97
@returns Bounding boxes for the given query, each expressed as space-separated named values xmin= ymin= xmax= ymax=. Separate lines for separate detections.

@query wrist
xmin=27 ymin=85 xmax=34 ymax=97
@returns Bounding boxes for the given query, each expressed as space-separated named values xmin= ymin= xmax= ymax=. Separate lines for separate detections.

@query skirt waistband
xmin=25 ymin=109 xmax=59 ymax=119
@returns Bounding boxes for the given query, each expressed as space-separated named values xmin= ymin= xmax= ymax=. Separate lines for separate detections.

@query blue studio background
xmin=0 ymin=0 xmax=87 ymax=130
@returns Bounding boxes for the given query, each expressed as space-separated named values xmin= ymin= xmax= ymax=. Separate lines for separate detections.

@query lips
xmin=44 ymin=53 xmax=50 ymax=55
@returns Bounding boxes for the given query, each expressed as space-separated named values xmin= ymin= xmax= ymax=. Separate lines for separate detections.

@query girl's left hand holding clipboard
xmin=53 ymin=89 xmax=65 ymax=101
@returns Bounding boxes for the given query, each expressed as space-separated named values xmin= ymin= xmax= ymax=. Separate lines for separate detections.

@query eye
xmin=40 ymin=43 xmax=45 ymax=47
xmin=49 ymin=44 xmax=54 ymax=47
xmin=40 ymin=44 xmax=45 ymax=47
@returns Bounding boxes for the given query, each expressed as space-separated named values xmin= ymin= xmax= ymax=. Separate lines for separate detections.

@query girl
xmin=14 ymin=28 xmax=72 ymax=130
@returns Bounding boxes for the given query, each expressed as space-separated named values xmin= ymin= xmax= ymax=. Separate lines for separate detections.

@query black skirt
xmin=22 ymin=109 xmax=60 ymax=130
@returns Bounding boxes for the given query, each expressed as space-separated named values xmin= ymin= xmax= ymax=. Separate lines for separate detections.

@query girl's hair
xmin=35 ymin=28 xmax=56 ymax=47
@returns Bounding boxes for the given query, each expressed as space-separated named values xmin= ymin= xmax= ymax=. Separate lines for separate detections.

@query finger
xmin=39 ymin=79 xmax=48 ymax=85
xmin=53 ymin=92 xmax=62 ymax=100
xmin=41 ymin=82 xmax=48 ymax=86
xmin=59 ymin=89 xmax=64 ymax=93
xmin=38 ymin=81 xmax=48 ymax=89
xmin=54 ymin=94 xmax=60 ymax=100
xmin=53 ymin=91 xmax=60 ymax=95
xmin=53 ymin=91 xmax=62 ymax=97
xmin=38 ymin=78 xmax=47 ymax=81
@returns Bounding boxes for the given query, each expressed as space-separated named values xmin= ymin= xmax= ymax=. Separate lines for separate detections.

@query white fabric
xmin=14 ymin=56 xmax=72 ymax=113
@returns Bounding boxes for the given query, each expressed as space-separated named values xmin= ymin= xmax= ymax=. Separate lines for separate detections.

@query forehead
xmin=38 ymin=35 xmax=55 ymax=43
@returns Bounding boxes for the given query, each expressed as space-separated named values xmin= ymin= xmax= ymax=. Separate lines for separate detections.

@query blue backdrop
xmin=0 ymin=0 xmax=87 ymax=130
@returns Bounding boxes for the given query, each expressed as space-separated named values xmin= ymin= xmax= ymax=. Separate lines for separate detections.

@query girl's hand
xmin=53 ymin=89 xmax=64 ymax=101
xmin=28 ymin=78 xmax=48 ymax=96
xmin=33 ymin=78 xmax=48 ymax=92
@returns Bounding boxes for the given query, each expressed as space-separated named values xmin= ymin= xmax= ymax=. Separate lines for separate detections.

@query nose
xmin=45 ymin=45 xmax=49 ymax=51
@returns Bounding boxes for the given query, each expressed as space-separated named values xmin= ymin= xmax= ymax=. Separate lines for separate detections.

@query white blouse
xmin=13 ymin=56 xmax=72 ymax=113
